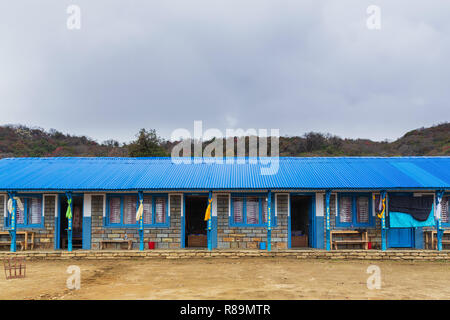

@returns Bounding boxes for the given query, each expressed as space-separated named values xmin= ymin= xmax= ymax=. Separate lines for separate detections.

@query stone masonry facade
xmin=217 ymin=194 xmax=288 ymax=250
xmin=91 ymin=194 xmax=182 ymax=250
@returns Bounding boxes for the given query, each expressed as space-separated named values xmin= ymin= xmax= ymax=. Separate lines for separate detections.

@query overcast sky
xmin=0 ymin=1 xmax=449 ymax=143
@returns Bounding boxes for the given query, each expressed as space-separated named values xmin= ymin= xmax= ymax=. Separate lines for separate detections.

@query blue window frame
xmin=5 ymin=194 xmax=45 ymax=229
xmin=229 ymin=193 xmax=276 ymax=227
xmin=105 ymin=193 xmax=169 ymax=228
xmin=336 ymin=193 xmax=374 ymax=228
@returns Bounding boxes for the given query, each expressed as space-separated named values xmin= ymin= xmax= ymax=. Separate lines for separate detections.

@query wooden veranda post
xmin=66 ymin=192 xmax=73 ymax=252
xmin=325 ymin=190 xmax=331 ymax=251
xmin=267 ymin=190 xmax=272 ymax=251
xmin=380 ymin=191 xmax=387 ymax=251
xmin=436 ymin=190 xmax=445 ymax=251
xmin=138 ymin=191 xmax=144 ymax=251
xmin=7 ymin=192 xmax=17 ymax=252
xmin=207 ymin=191 xmax=212 ymax=251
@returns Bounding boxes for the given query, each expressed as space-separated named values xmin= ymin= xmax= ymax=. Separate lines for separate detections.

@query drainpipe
xmin=7 ymin=192 xmax=17 ymax=252
xmin=325 ymin=190 xmax=331 ymax=251
xmin=267 ymin=190 xmax=272 ymax=251
xmin=66 ymin=192 xmax=73 ymax=252
xmin=138 ymin=191 xmax=144 ymax=251
xmin=207 ymin=191 xmax=212 ymax=251
xmin=436 ymin=190 xmax=445 ymax=251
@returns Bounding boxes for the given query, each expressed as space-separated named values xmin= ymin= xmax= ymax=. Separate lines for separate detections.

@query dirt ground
xmin=1 ymin=258 xmax=449 ymax=300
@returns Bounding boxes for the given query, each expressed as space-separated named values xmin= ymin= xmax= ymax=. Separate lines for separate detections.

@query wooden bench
xmin=100 ymin=240 xmax=133 ymax=250
xmin=331 ymin=230 xmax=369 ymax=250
xmin=0 ymin=241 xmax=24 ymax=251
xmin=0 ymin=231 xmax=34 ymax=250
xmin=424 ymin=230 xmax=450 ymax=249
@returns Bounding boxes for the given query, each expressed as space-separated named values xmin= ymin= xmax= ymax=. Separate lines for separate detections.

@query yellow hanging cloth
xmin=375 ymin=195 xmax=386 ymax=219
xmin=204 ymin=198 xmax=212 ymax=221
xmin=136 ymin=199 xmax=144 ymax=221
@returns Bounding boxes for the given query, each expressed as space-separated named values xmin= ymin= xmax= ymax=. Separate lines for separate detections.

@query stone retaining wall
xmin=1 ymin=249 xmax=449 ymax=261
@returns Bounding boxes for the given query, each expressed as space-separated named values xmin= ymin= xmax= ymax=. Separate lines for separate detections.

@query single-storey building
xmin=0 ymin=157 xmax=448 ymax=252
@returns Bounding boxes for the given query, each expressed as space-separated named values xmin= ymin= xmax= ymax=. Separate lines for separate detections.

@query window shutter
xmin=339 ymin=196 xmax=352 ymax=223
xmin=109 ymin=197 xmax=121 ymax=224
xmin=16 ymin=197 xmax=25 ymax=225
xmin=246 ymin=197 xmax=259 ymax=224
xmin=123 ymin=196 xmax=136 ymax=225
xmin=442 ymin=197 xmax=449 ymax=223
xmin=27 ymin=198 xmax=41 ymax=225
xmin=143 ymin=195 xmax=152 ymax=224
xmin=233 ymin=197 xmax=243 ymax=223
xmin=357 ymin=196 xmax=369 ymax=224
xmin=262 ymin=198 xmax=268 ymax=223
xmin=155 ymin=197 xmax=166 ymax=224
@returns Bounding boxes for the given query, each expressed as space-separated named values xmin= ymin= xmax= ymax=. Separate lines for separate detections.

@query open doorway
xmin=291 ymin=195 xmax=313 ymax=248
xmin=185 ymin=195 xmax=208 ymax=248
xmin=60 ymin=195 xmax=83 ymax=249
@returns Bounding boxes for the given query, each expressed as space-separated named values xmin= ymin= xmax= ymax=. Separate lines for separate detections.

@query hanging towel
xmin=390 ymin=204 xmax=435 ymax=227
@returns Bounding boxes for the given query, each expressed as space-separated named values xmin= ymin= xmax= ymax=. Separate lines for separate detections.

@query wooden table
xmin=423 ymin=230 xmax=450 ymax=249
xmin=0 ymin=231 xmax=35 ymax=250
xmin=330 ymin=230 xmax=369 ymax=250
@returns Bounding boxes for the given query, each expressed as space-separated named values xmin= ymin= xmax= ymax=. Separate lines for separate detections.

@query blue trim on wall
xmin=54 ymin=216 xmax=59 ymax=250
xmin=181 ymin=194 xmax=186 ymax=248
xmin=211 ymin=216 xmax=217 ymax=248
xmin=315 ymin=216 xmax=324 ymax=249
xmin=82 ymin=216 xmax=91 ymax=250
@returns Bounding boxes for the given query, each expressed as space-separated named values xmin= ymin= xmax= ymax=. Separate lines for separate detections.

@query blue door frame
xmin=182 ymin=193 xmax=216 ymax=249
xmin=55 ymin=193 xmax=84 ymax=250
xmin=288 ymin=193 xmax=316 ymax=249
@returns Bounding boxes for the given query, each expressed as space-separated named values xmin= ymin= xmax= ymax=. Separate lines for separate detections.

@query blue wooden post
xmin=436 ymin=190 xmax=445 ymax=251
xmin=138 ymin=191 xmax=144 ymax=251
xmin=207 ymin=191 xmax=212 ymax=251
xmin=66 ymin=192 xmax=73 ymax=252
xmin=325 ymin=190 xmax=331 ymax=251
xmin=267 ymin=190 xmax=272 ymax=251
xmin=8 ymin=192 xmax=17 ymax=252
xmin=380 ymin=191 xmax=387 ymax=251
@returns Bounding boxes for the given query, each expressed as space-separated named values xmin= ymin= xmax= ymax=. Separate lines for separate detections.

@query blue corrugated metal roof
xmin=0 ymin=157 xmax=448 ymax=191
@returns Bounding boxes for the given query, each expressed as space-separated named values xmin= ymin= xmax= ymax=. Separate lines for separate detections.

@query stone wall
xmin=0 ymin=195 xmax=55 ymax=250
xmin=91 ymin=194 xmax=182 ymax=250
xmin=217 ymin=194 xmax=288 ymax=250
xmin=326 ymin=194 xmax=382 ymax=250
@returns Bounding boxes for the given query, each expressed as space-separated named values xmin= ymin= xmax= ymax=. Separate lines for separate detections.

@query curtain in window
xmin=109 ymin=197 xmax=121 ymax=224
xmin=357 ymin=196 xmax=369 ymax=224
xmin=155 ymin=197 xmax=166 ymax=223
xmin=442 ymin=197 xmax=449 ymax=223
xmin=262 ymin=198 xmax=268 ymax=223
xmin=233 ymin=197 xmax=244 ymax=223
xmin=16 ymin=197 xmax=25 ymax=225
xmin=339 ymin=196 xmax=352 ymax=223
xmin=246 ymin=197 xmax=259 ymax=224
xmin=143 ymin=195 xmax=152 ymax=224
xmin=123 ymin=196 xmax=137 ymax=225
xmin=28 ymin=197 xmax=42 ymax=225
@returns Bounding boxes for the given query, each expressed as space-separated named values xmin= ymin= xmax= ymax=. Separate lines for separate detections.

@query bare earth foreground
xmin=1 ymin=258 xmax=449 ymax=300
